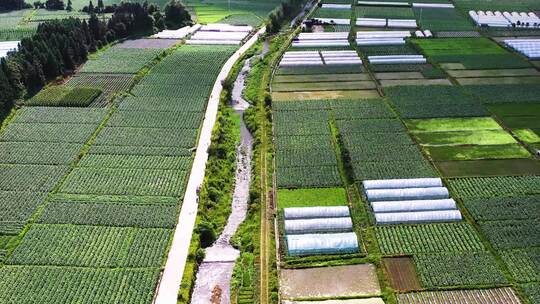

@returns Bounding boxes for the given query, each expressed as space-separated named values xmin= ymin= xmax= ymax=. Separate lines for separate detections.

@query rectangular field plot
xmin=60 ymin=167 xmax=187 ymax=197
xmin=351 ymin=159 xmax=436 ymax=181
xmin=414 ymin=252 xmax=507 ymax=288
xmin=276 ymin=148 xmax=337 ymax=168
xmin=0 ymin=191 xmax=47 ymax=235
xmin=435 ymin=159 xmax=540 ymax=177
xmin=479 ymin=220 xmax=540 ymax=250
xmin=273 ymin=74 xmax=371 ymax=83
xmin=9 ymin=224 xmax=171 ymax=267
xmin=277 ymin=65 xmax=364 ymax=75
xmin=376 ymin=223 xmax=485 ymax=255
xmin=275 ymin=134 xmax=334 ymax=151
xmin=280 ymin=264 xmax=380 ymax=299
xmin=405 ymin=117 xmax=501 ymax=132
xmin=39 ymin=200 xmax=177 ymax=228
xmin=464 ymin=84 xmax=540 ymax=104
xmin=0 ymin=122 xmax=97 ymax=144
xmin=107 ymin=110 xmax=202 ymax=129
xmin=65 ymin=73 xmax=134 ymax=106
xmin=0 ymin=266 xmax=159 ymax=304
xmin=0 ymin=142 xmax=81 ymax=165
xmin=274 ymin=122 xmax=331 ymax=136
xmin=502 ymin=247 xmax=540 ymax=283
xmin=116 ymin=38 xmax=179 ymax=49
xmin=522 ymin=283 xmax=540 ymax=304
xmin=383 ymin=257 xmax=421 ymax=292
xmin=0 ymin=164 xmax=68 ymax=192
xmin=272 ymin=81 xmax=377 ymax=92
xmin=448 ymin=176 xmax=540 ymax=199
xmin=78 ymin=154 xmax=191 ymax=171
xmin=411 ymin=129 xmax=516 ymax=146
xmin=447 ymin=68 xmax=540 ymax=78
xmin=93 ymin=127 xmax=197 ymax=148
xmin=463 ymin=196 xmax=540 ymax=221
xmin=425 ymin=144 xmax=531 ymax=161
xmin=88 ymin=144 xmax=193 ymax=157
xmin=277 ymin=166 xmax=342 ymax=188
xmin=81 ymin=47 xmax=162 ymax=74
xmin=272 ymin=90 xmax=380 ymax=101
xmin=456 ymin=76 xmax=540 ymax=86
xmin=384 ymin=85 xmax=488 ymax=118
xmin=14 ymin=107 xmax=107 ymax=124
xmin=277 ymin=187 xmax=348 ymax=209
xmin=346 ymin=144 xmax=425 ymax=163
xmin=118 ymin=96 xmax=207 ymax=112
xmin=397 ymin=287 xmax=523 ymax=304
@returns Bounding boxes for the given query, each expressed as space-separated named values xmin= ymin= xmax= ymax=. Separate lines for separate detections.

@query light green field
xmin=426 ymin=144 xmax=531 ymax=161
xmin=413 ymin=130 xmax=517 ymax=146
xmin=277 ymin=187 xmax=348 ymax=209
xmin=405 ymin=117 xmax=501 ymax=133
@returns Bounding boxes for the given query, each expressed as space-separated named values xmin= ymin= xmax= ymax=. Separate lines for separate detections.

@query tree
xmin=66 ymin=0 xmax=72 ymax=11
xmin=45 ymin=0 xmax=65 ymax=10
xmin=164 ymin=0 xmax=191 ymax=30
xmin=154 ymin=11 xmax=166 ymax=31
xmin=97 ymin=0 xmax=103 ymax=12
xmin=88 ymin=0 xmax=94 ymax=13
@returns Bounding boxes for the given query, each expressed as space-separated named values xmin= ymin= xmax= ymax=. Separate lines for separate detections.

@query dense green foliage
xmin=376 ymin=223 xmax=485 ymax=255
xmin=25 ymin=86 xmax=101 ymax=106
xmin=463 ymin=196 xmax=540 ymax=221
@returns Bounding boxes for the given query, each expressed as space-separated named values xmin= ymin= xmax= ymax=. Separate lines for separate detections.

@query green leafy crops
xmin=25 ymin=87 xmax=102 ymax=107
xmin=277 ymin=187 xmax=348 ymax=209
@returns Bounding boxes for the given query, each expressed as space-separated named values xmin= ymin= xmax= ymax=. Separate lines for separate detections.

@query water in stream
xmin=191 ymin=58 xmax=254 ymax=304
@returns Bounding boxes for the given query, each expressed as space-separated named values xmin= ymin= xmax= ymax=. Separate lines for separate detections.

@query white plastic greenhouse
xmin=284 ymin=217 xmax=353 ymax=234
xmin=286 ymin=232 xmax=359 ymax=256
xmin=412 ymin=3 xmax=454 ymax=8
xmin=152 ymin=24 xmax=201 ymax=39
xmin=375 ymin=210 xmax=463 ymax=224
xmin=284 ymin=206 xmax=351 ymax=219
xmin=366 ymin=187 xmax=449 ymax=202
xmin=387 ymin=19 xmax=418 ymax=28
xmin=469 ymin=10 xmax=540 ymax=28
xmin=0 ymin=41 xmax=20 ymax=59
xmin=321 ymin=4 xmax=351 ymax=10
xmin=368 ymin=55 xmax=426 ymax=64
xmin=363 ymin=178 xmax=443 ymax=190
xmin=186 ymin=23 xmax=252 ymax=45
xmin=358 ymin=1 xmax=409 ymax=7
xmin=357 ymin=18 xmax=387 ymax=27
xmin=504 ymin=39 xmax=540 ymax=59
xmin=371 ymin=199 xmax=457 ymax=213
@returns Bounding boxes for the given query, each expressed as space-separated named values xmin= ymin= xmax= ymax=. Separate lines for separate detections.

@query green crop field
xmin=277 ymin=188 xmax=348 ymax=208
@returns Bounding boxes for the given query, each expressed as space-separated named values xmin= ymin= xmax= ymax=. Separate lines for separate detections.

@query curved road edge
xmin=153 ymin=26 xmax=267 ymax=304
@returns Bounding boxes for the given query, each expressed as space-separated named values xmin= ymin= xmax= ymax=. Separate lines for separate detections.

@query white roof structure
xmin=152 ymin=24 xmax=201 ymax=39
xmin=356 ymin=18 xmax=417 ymax=28
xmin=371 ymin=199 xmax=457 ymax=213
xmin=356 ymin=31 xmax=411 ymax=45
xmin=366 ymin=187 xmax=449 ymax=201
xmin=0 ymin=41 xmax=19 ymax=59
xmin=312 ymin=18 xmax=351 ymax=25
xmin=186 ymin=23 xmax=252 ymax=45
xmin=279 ymin=50 xmax=362 ymax=66
xmin=375 ymin=210 xmax=463 ymax=224
xmin=293 ymin=32 xmax=350 ymax=48
xmin=358 ymin=1 xmax=409 ymax=6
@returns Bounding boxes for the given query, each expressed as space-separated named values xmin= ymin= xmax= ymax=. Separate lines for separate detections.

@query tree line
xmin=267 ymin=0 xmax=310 ymax=33
xmin=0 ymin=0 xmax=31 ymax=11
xmin=0 ymin=1 xmax=192 ymax=118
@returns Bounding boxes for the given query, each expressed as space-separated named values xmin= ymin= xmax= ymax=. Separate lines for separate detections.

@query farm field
xmin=0 ymin=17 xmax=239 ymax=301
xmin=270 ymin=2 xmax=540 ymax=304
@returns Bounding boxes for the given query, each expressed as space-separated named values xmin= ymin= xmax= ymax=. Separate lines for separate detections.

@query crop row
xmin=276 ymin=148 xmax=337 ymax=169
xmin=60 ymin=167 xmax=187 ymax=197
xmin=351 ymin=159 xmax=436 ymax=181
xmin=376 ymin=223 xmax=485 ymax=255
xmin=346 ymin=144 xmax=425 ymax=162
xmin=118 ymin=96 xmax=207 ymax=113
xmin=39 ymin=201 xmax=177 ymax=228
xmin=336 ymin=118 xmax=406 ymax=134
xmin=88 ymin=144 xmax=193 ymax=157
xmin=275 ymin=121 xmax=331 ymax=137
xmin=9 ymin=224 xmax=171 ymax=267
xmin=277 ymin=165 xmax=342 ymax=188
xmin=0 ymin=266 xmax=159 ymax=303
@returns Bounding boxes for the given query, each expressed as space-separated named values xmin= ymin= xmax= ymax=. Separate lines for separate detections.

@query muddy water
xmin=191 ymin=58 xmax=254 ymax=304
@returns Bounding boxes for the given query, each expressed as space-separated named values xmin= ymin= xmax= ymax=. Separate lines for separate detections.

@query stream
xmin=191 ymin=58 xmax=254 ymax=304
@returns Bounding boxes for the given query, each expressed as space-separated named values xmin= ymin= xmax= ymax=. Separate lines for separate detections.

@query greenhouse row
xmin=293 ymin=32 xmax=350 ymax=48
xmin=363 ymin=178 xmax=462 ymax=225
xmin=186 ymin=24 xmax=252 ymax=45
xmin=283 ymin=206 xmax=359 ymax=256
xmin=356 ymin=18 xmax=417 ymax=29
xmin=279 ymin=50 xmax=362 ymax=66
xmin=368 ymin=55 xmax=427 ymax=65
xmin=356 ymin=31 xmax=411 ymax=46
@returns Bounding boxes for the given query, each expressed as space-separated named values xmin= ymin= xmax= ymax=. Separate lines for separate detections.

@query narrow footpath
xmin=191 ymin=58 xmax=254 ymax=304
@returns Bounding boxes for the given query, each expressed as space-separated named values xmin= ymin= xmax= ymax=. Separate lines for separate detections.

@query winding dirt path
xmin=191 ymin=58 xmax=254 ymax=304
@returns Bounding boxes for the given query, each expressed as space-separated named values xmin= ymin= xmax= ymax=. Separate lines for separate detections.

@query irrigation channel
xmin=191 ymin=58 xmax=254 ymax=304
